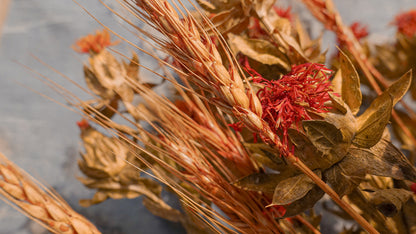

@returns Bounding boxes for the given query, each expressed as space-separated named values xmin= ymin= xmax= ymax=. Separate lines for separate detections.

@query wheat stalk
xmin=118 ymin=0 xmax=379 ymax=232
xmin=0 ymin=152 xmax=100 ymax=234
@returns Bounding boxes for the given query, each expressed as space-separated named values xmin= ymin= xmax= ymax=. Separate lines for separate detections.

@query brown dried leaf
xmin=329 ymin=93 xmax=347 ymax=114
xmin=142 ymin=197 xmax=183 ymax=223
xmin=350 ymin=139 xmax=416 ymax=181
xmin=125 ymin=52 xmax=140 ymax=83
xmin=84 ymin=65 xmax=113 ymax=99
xmin=228 ymin=34 xmax=289 ymax=69
xmin=321 ymin=109 xmax=357 ymax=144
xmin=324 ymin=152 xmax=367 ymax=197
xmin=339 ymin=50 xmax=362 ymax=114
xmin=331 ymin=70 xmax=342 ymax=94
xmin=288 ymin=129 xmax=331 ymax=170
xmin=366 ymin=188 xmax=413 ymax=217
xmin=385 ymin=70 xmax=412 ymax=106
xmin=280 ymin=186 xmax=324 ymax=218
xmin=403 ymin=198 xmax=416 ymax=233
xmin=233 ymin=172 xmax=295 ymax=194
xmin=244 ymin=143 xmax=287 ymax=171
xmin=302 ymin=120 xmax=347 ymax=162
xmin=272 ymin=170 xmax=321 ymax=206
xmin=353 ymin=93 xmax=393 ymax=148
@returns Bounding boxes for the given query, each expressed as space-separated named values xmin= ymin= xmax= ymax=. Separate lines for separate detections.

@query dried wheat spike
xmin=0 ymin=152 xmax=100 ymax=234
xmin=129 ymin=0 xmax=281 ymax=145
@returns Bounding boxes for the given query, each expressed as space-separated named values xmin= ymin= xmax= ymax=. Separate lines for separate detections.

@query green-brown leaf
xmin=272 ymin=170 xmax=321 ymax=205
xmin=349 ymin=139 xmax=416 ymax=181
xmin=353 ymin=93 xmax=393 ymax=148
xmin=366 ymin=188 xmax=413 ymax=217
xmin=324 ymin=152 xmax=367 ymax=197
xmin=339 ymin=50 xmax=362 ymax=114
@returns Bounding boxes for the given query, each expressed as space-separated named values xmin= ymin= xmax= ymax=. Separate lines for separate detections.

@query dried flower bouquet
xmin=2 ymin=0 xmax=416 ymax=233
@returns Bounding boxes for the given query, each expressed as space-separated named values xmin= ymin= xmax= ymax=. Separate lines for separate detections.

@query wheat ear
xmin=123 ymin=0 xmax=379 ymax=232
xmin=0 ymin=152 xmax=100 ymax=234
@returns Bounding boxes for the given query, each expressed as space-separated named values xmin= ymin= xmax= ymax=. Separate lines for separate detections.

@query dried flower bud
xmin=394 ymin=9 xmax=416 ymax=38
xmin=72 ymin=29 xmax=119 ymax=54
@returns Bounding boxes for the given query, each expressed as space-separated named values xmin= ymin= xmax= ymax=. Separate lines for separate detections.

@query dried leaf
xmin=272 ymin=170 xmax=321 ymax=206
xmin=403 ymin=198 xmax=416 ymax=233
xmin=302 ymin=120 xmax=347 ymax=162
xmin=385 ymin=70 xmax=412 ymax=106
xmin=244 ymin=143 xmax=287 ymax=171
xmin=321 ymin=109 xmax=357 ymax=144
xmin=339 ymin=50 xmax=362 ymax=114
xmin=331 ymin=70 xmax=342 ymax=94
xmin=353 ymin=93 xmax=393 ymax=148
xmin=233 ymin=172 xmax=295 ymax=194
xmin=228 ymin=34 xmax=289 ymax=69
xmin=125 ymin=52 xmax=140 ymax=83
xmin=324 ymin=152 xmax=367 ymax=197
xmin=280 ymin=186 xmax=324 ymax=218
xmin=350 ymin=139 xmax=416 ymax=181
xmin=366 ymin=188 xmax=413 ymax=217
xmin=288 ymin=129 xmax=331 ymax=170
xmin=329 ymin=93 xmax=347 ymax=114
xmin=142 ymin=197 xmax=183 ymax=223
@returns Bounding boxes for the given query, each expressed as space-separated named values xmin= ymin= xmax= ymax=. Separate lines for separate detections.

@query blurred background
xmin=0 ymin=0 xmax=415 ymax=233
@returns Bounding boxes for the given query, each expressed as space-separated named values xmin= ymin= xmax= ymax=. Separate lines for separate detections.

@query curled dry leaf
xmin=366 ymin=188 xmax=413 ymax=217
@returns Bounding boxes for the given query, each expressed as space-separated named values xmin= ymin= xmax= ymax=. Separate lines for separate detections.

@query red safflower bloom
xmin=350 ymin=22 xmax=369 ymax=41
xmin=254 ymin=63 xmax=333 ymax=144
xmin=394 ymin=9 xmax=416 ymax=38
xmin=72 ymin=29 xmax=119 ymax=54
xmin=273 ymin=6 xmax=293 ymax=22
xmin=76 ymin=119 xmax=90 ymax=130
xmin=336 ymin=22 xmax=368 ymax=45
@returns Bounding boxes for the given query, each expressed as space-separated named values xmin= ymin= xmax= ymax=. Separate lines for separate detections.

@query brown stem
xmin=286 ymin=154 xmax=380 ymax=234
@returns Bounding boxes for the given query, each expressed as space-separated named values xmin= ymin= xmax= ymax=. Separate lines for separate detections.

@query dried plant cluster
xmin=3 ymin=0 xmax=416 ymax=233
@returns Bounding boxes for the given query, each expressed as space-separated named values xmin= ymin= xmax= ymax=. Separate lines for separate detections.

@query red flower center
xmin=394 ymin=9 xmax=416 ymax=38
xmin=254 ymin=63 xmax=333 ymax=144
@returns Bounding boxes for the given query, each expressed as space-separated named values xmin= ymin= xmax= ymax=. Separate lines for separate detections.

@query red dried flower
xmin=72 ymin=29 xmax=119 ymax=54
xmin=273 ymin=6 xmax=293 ymax=22
xmin=336 ymin=22 xmax=368 ymax=45
xmin=76 ymin=119 xmax=90 ymax=130
xmin=394 ymin=9 xmax=416 ymax=38
xmin=350 ymin=22 xmax=369 ymax=41
xmin=254 ymin=63 xmax=333 ymax=144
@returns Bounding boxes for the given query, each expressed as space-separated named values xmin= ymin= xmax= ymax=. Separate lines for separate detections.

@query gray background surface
xmin=0 ymin=0 xmax=415 ymax=233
